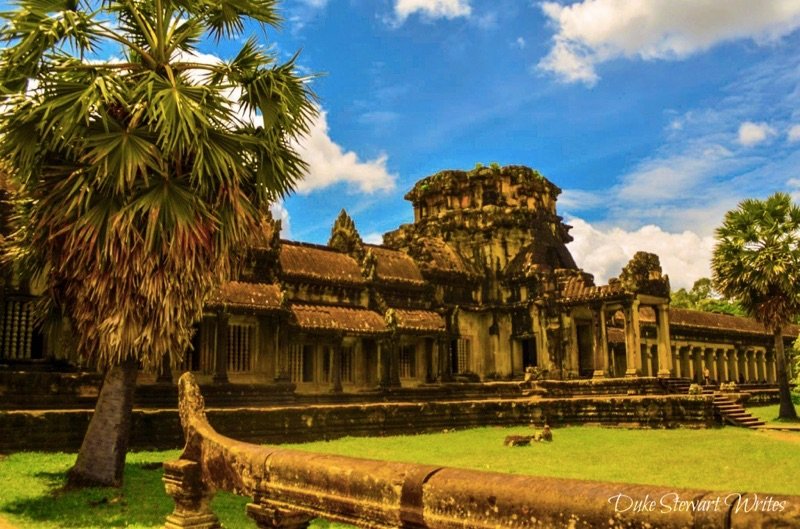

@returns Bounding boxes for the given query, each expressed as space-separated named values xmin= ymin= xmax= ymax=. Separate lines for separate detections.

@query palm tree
xmin=0 ymin=0 xmax=315 ymax=486
xmin=712 ymin=193 xmax=800 ymax=420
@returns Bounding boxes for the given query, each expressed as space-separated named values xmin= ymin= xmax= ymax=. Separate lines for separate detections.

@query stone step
xmin=713 ymin=395 xmax=765 ymax=430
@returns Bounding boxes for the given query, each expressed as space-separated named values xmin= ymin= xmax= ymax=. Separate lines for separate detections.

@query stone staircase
xmin=713 ymin=394 xmax=765 ymax=429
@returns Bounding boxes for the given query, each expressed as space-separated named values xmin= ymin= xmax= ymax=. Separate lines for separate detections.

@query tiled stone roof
xmin=207 ymin=281 xmax=283 ymax=312
xmin=368 ymin=246 xmax=426 ymax=286
xmin=639 ymin=307 xmax=800 ymax=338
xmin=290 ymin=304 xmax=388 ymax=335
xmin=558 ymin=276 xmax=626 ymax=303
xmin=279 ymin=241 xmax=365 ymax=285
xmin=393 ymin=309 xmax=446 ymax=333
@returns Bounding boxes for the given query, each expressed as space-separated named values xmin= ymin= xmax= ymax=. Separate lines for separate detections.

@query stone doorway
xmin=576 ymin=323 xmax=593 ymax=377
xmin=521 ymin=338 xmax=537 ymax=369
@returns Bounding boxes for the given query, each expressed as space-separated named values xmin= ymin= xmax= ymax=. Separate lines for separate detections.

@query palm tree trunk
xmin=774 ymin=326 xmax=798 ymax=421
xmin=67 ymin=357 xmax=139 ymax=487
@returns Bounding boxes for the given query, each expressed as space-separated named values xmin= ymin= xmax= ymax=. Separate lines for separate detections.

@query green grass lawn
xmin=1 ymin=425 xmax=799 ymax=528
xmin=748 ymin=402 xmax=800 ymax=424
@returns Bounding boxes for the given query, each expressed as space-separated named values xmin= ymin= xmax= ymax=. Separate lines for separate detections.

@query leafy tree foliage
xmin=712 ymin=193 xmax=800 ymax=420
xmin=0 ymin=0 xmax=316 ymax=484
xmin=671 ymin=277 xmax=745 ymax=316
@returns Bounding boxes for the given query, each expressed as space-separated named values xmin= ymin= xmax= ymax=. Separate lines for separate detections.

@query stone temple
xmin=0 ymin=165 xmax=794 ymax=389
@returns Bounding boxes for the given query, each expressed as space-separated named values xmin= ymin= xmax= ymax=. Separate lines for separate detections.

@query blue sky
xmin=215 ymin=0 xmax=800 ymax=290
xmin=25 ymin=0 xmax=800 ymax=289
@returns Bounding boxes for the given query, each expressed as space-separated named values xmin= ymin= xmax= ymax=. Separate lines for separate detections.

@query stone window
xmin=0 ymin=297 xmax=42 ymax=360
xmin=288 ymin=344 xmax=303 ymax=382
xmin=454 ymin=338 xmax=471 ymax=374
xmin=288 ymin=344 xmax=316 ymax=382
xmin=399 ymin=344 xmax=416 ymax=378
xmin=341 ymin=346 xmax=355 ymax=383
xmin=227 ymin=319 xmax=256 ymax=373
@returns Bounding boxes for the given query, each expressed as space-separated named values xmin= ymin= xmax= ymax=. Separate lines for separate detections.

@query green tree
xmin=0 ymin=0 xmax=315 ymax=486
xmin=712 ymin=193 xmax=800 ymax=420
xmin=671 ymin=277 xmax=744 ymax=316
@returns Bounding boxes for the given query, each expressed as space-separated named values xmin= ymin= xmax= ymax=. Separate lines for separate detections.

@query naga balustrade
xmin=163 ymin=373 xmax=800 ymax=529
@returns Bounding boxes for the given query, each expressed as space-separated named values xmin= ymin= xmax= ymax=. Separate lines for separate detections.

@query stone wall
xmin=0 ymin=395 xmax=715 ymax=452
xmin=538 ymin=377 xmax=665 ymax=397
xmin=0 ymin=370 xmax=527 ymax=410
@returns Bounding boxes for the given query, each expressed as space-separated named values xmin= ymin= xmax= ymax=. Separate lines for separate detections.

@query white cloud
xmin=514 ymin=37 xmax=527 ymax=49
xmin=618 ymin=144 xmax=734 ymax=202
xmin=538 ymin=0 xmax=800 ymax=85
xmin=173 ymin=52 xmax=396 ymax=196
xmin=363 ymin=232 xmax=384 ymax=245
xmin=269 ymin=201 xmax=292 ymax=238
xmin=788 ymin=124 xmax=800 ymax=142
xmin=567 ymin=217 xmax=715 ymax=290
xmin=292 ymin=110 xmax=397 ymax=194
xmin=300 ymin=0 xmax=327 ymax=7
xmin=737 ymin=121 xmax=776 ymax=146
xmin=394 ymin=0 xmax=471 ymax=22
xmin=789 ymin=178 xmax=800 ymax=202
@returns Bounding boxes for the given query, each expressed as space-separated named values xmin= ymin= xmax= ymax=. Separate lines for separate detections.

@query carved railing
xmin=164 ymin=373 xmax=800 ymax=529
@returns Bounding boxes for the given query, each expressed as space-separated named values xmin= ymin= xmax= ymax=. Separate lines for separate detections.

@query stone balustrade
xmin=163 ymin=373 xmax=800 ymax=529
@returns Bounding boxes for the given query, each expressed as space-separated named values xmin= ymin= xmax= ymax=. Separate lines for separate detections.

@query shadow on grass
xmin=1 ymin=457 xmax=252 ymax=529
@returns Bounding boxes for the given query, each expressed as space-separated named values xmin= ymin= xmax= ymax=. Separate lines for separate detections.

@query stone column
xmin=687 ymin=348 xmax=696 ymax=382
xmin=592 ymin=305 xmax=609 ymax=379
xmin=390 ymin=338 xmax=401 ymax=388
xmin=163 ymin=460 xmax=220 ymax=529
xmin=425 ymin=338 xmax=435 ymax=383
xmin=213 ymin=312 xmax=229 ymax=384
xmin=566 ymin=312 xmax=580 ymax=377
xmin=729 ymin=349 xmax=739 ymax=384
xmin=770 ymin=353 xmax=778 ymax=383
xmin=737 ymin=347 xmax=748 ymax=382
xmin=438 ymin=336 xmax=452 ymax=382
xmin=719 ymin=349 xmax=729 ymax=383
xmin=742 ymin=350 xmax=751 ymax=382
xmin=758 ymin=350 xmax=767 ymax=383
xmin=330 ymin=339 xmax=343 ymax=393
xmin=642 ymin=345 xmax=652 ymax=377
xmin=695 ymin=347 xmax=705 ymax=382
xmin=708 ymin=349 xmax=719 ymax=383
xmin=274 ymin=322 xmax=290 ymax=382
xmin=748 ymin=350 xmax=757 ymax=382
xmin=655 ymin=304 xmax=672 ymax=378
xmin=624 ymin=300 xmax=642 ymax=377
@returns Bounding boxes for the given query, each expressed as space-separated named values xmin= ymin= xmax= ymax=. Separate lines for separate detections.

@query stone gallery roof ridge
xmin=207 ymin=281 xmax=283 ymax=312
xmin=392 ymin=308 xmax=446 ymax=333
xmin=279 ymin=240 xmax=365 ymax=285
xmin=289 ymin=303 xmax=388 ymax=335
xmin=640 ymin=306 xmax=800 ymax=338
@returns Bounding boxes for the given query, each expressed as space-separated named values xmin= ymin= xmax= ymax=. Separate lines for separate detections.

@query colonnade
xmin=576 ymin=297 xmax=783 ymax=383
xmin=665 ymin=344 xmax=776 ymax=383
xmin=590 ymin=298 xmax=673 ymax=379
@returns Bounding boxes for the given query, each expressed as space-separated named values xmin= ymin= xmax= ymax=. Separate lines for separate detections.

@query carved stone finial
xmin=362 ymin=248 xmax=377 ymax=281
xmin=328 ymin=209 xmax=364 ymax=260
xmin=384 ymin=308 xmax=398 ymax=332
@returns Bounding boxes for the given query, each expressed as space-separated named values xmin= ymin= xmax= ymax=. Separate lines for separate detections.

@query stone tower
xmin=384 ymin=164 xmax=577 ymax=302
